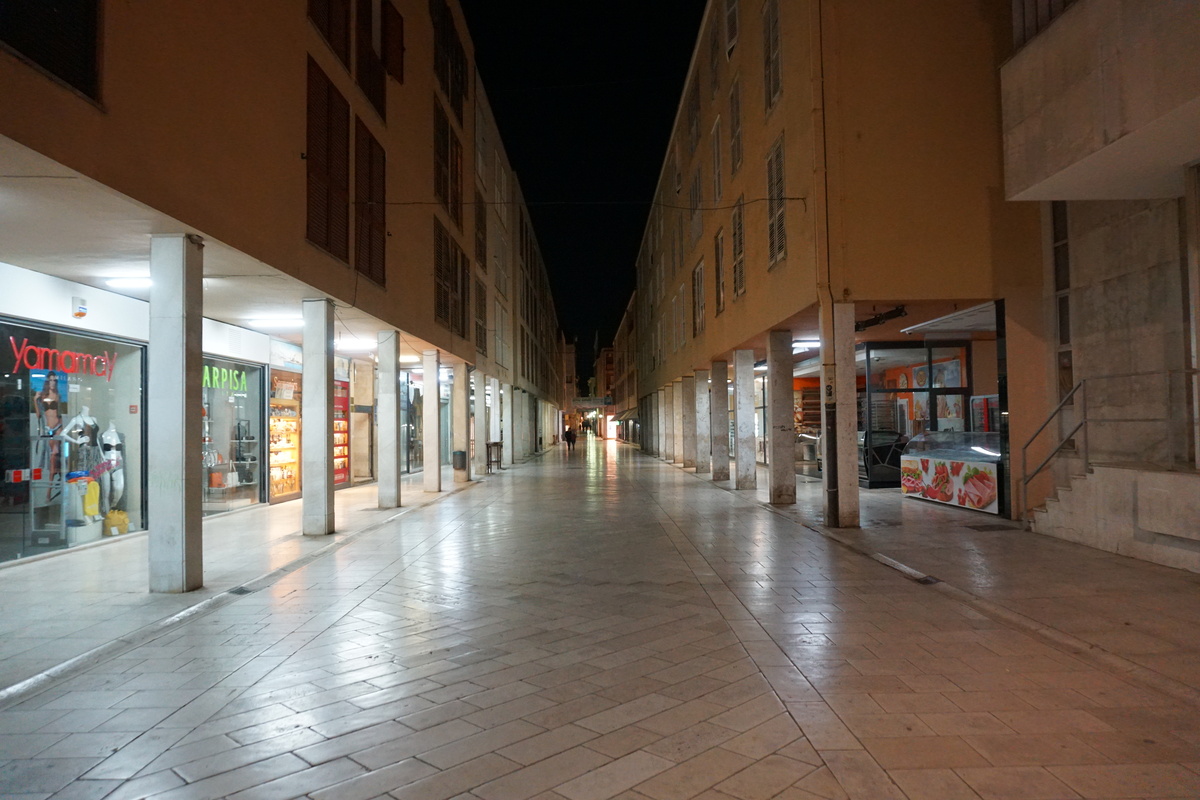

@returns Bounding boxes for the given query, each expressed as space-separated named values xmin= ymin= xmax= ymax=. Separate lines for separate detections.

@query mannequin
xmin=99 ymin=421 xmax=125 ymax=513
xmin=34 ymin=371 xmax=63 ymax=499
xmin=60 ymin=405 xmax=100 ymax=473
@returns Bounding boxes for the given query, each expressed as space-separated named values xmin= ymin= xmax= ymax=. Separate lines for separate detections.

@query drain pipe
xmin=812 ymin=0 xmax=840 ymax=527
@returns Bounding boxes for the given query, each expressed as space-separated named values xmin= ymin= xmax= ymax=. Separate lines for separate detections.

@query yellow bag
xmin=83 ymin=480 xmax=100 ymax=517
xmin=104 ymin=510 xmax=129 ymax=536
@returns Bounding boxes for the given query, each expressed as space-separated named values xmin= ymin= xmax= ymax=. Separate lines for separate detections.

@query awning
xmin=613 ymin=408 xmax=639 ymax=422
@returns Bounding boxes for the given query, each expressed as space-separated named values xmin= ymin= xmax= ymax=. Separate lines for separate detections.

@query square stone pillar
xmin=473 ymin=371 xmax=489 ymax=476
xmin=681 ymin=375 xmax=697 ymax=468
xmin=302 ymin=298 xmax=335 ymax=535
xmin=148 ymin=233 xmax=204 ymax=592
xmin=821 ymin=302 xmax=860 ymax=526
xmin=767 ymin=330 xmax=796 ymax=504
xmin=672 ymin=380 xmax=684 ymax=464
xmin=1185 ymin=166 xmax=1200 ymax=468
xmin=376 ymin=330 xmax=402 ymax=509
xmin=423 ymin=350 xmax=442 ymax=492
xmin=734 ymin=349 xmax=757 ymax=489
xmin=663 ymin=383 xmax=675 ymax=462
xmin=710 ymin=360 xmax=730 ymax=481
xmin=695 ymin=369 xmax=711 ymax=474
xmin=501 ymin=382 xmax=515 ymax=466
xmin=452 ymin=362 xmax=471 ymax=483
xmin=657 ymin=389 xmax=667 ymax=459
xmin=489 ymin=377 xmax=502 ymax=447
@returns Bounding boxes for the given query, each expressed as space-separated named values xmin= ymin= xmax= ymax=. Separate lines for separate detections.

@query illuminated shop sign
xmin=9 ymin=337 xmax=117 ymax=381
xmin=203 ymin=364 xmax=248 ymax=391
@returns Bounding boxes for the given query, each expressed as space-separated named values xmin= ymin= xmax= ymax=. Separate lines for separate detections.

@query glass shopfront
xmin=0 ymin=320 xmax=144 ymax=562
xmin=202 ymin=357 xmax=264 ymax=515
xmin=268 ymin=368 xmax=302 ymax=502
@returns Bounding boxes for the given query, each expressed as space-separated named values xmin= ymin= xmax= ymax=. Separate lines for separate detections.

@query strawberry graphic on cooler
xmin=951 ymin=461 xmax=964 ymax=477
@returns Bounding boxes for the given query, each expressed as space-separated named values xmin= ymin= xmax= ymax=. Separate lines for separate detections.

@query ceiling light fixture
xmin=245 ymin=318 xmax=304 ymax=330
xmin=105 ymin=277 xmax=152 ymax=289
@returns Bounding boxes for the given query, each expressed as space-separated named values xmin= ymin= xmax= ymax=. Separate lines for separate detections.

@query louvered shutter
xmin=725 ymin=0 xmax=738 ymax=51
xmin=434 ymin=221 xmax=451 ymax=325
xmin=354 ymin=119 xmax=386 ymax=284
xmin=383 ymin=1 xmax=405 ymax=82
xmin=328 ymin=87 xmax=351 ymax=261
xmin=307 ymin=58 xmax=331 ymax=250
xmin=767 ymin=140 xmax=786 ymax=263
xmin=449 ymin=134 xmax=463 ymax=226
xmin=329 ymin=0 xmax=351 ymax=66
xmin=433 ymin=105 xmax=449 ymax=212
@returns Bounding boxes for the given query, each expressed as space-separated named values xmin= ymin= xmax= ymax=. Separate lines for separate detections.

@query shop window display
xmin=0 ymin=322 xmax=143 ymax=563
xmin=202 ymin=357 xmax=263 ymax=515
xmin=268 ymin=370 xmax=301 ymax=501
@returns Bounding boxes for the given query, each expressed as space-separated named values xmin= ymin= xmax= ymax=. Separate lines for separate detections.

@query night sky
xmin=459 ymin=1 xmax=707 ymax=383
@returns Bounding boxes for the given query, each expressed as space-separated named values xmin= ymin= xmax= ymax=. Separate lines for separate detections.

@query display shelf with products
xmin=268 ymin=397 xmax=301 ymax=500
xmin=333 ymin=381 xmax=350 ymax=485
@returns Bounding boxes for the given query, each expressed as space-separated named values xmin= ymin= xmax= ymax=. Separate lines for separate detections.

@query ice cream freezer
xmin=899 ymin=431 xmax=1003 ymax=515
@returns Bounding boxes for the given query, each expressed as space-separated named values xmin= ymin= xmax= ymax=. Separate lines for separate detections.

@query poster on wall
xmin=900 ymin=455 xmax=1000 ymax=515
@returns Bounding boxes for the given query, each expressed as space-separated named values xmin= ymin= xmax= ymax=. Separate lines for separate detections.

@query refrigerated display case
xmin=900 ymin=431 xmax=1003 ymax=515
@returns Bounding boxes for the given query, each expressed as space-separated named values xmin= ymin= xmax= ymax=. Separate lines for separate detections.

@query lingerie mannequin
xmin=99 ymin=422 xmax=125 ymax=512
xmin=60 ymin=406 xmax=101 ymax=473
xmin=34 ymin=372 xmax=63 ymax=498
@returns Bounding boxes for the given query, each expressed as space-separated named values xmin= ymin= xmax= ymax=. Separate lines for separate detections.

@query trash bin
xmin=452 ymin=450 xmax=467 ymax=470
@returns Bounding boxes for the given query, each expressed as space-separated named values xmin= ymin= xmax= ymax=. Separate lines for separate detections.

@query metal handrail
xmin=1019 ymin=367 xmax=1198 ymax=522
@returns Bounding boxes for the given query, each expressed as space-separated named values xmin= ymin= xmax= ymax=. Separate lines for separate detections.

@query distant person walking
xmin=564 ymin=428 xmax=577 ymax=452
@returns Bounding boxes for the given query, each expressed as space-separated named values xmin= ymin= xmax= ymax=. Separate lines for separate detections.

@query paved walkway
xmin=0 ymin=439 xmax=1198 ymax=799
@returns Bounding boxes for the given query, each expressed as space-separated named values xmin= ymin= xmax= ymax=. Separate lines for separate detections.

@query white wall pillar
xmin=734 ymin=350 xmax=757 ymax=489
xmin=452 ymin=362 xmax=470 ymax=483
xmin=657 ymin=389 xmax=667 ymax=459
xmin=301 ymin=298 xmax=335 ymax=535
xmin=423 ymin=350 xmax=441 ymax=492
xmin=681 ymin=375 xmax=697 ymax=468
xmin=663 ymin=384 xmax=675 ymax=462
xmin=473 ymin=371 xmax=488 ymax=476
xmin=767 ymin=330 xmax=796 ymax=504
xmin=695 ymin=368 xmax=711 ymax=474
xmin=148 ymin=233 xmax=204 ymax=592
xmin=820 ymin=302 xmax=860 ymax=526
xmin=501 ymin=382 xmax=515 ymax=466
xmin=711 ymin=360 xmax=730 ymax=481
xmin=489 ymin=377 xmax=502 ymax=446
xmin=672 ymin=379 xmax=684 ymax=464
xmin=377 ymin=331 xmax=402 ymax=508
xmin=514 ymin=390 xmax=526 ymax=459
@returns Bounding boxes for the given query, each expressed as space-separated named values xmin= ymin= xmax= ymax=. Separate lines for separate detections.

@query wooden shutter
xmin=355 ymin=0 xmax=385 ymax=118
xmin=449 ymin=133 xmax=463 ymax=226
xmin=458 ymin=256 xmax=471 ymax=337
xmin=767 ymin=139 xmax=786 ymax=262
xmin=434 ymin=220 xmax=451 ymax=325
xmin=433 ymin=104 xmax=449 ymax=212
xmin=725 ymin=0 xmax=738 ymax=52
xmin=475 ymin=190 xmax=487 ymax=267
xmin=732 ymin=198 xmax=745 ymax=295
xmin=475 ymin=279 xmax=487 ymax=355
xmin=383 ymin=1 xmax=405 ymax=82
xmin=328 ymin=87 xmax=351 ymax=261
xmin=354 ymin=118 xmax=386 ymax=285
xmin=307 ymin=58 xmax=331 ymax=250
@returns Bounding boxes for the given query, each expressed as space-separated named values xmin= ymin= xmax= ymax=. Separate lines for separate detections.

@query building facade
xmin=1001 ymin=0 xmax=1200 ymax=570
xmin=635 ymin=0 xmax=1046 ymax=523
xmin=0 ymin=0 xmax=563 ymax=584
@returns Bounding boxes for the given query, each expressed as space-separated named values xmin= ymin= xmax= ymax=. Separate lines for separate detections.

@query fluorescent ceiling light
xmin=336 ymin=338 xmax=377 ymax=352
xmin=754 ymin=364 xmax=768 ymax=372
xmin=398 ymin=354 xmax=421 ymax=363
xmin=245 ymin=318 xmax=304 ymax=330
xmin=106 ymin=277 xmax=152 ymax=289
xmin=971 ymin=446 xmax=1001 ymax=458
xmin=792 ymin=339 xmax=820 ymax=349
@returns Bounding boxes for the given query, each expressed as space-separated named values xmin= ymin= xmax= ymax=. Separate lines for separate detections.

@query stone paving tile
xmin=3 ymin=446 xmax=1200 ymax=800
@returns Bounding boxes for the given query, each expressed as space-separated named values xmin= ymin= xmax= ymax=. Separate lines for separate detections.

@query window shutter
xmin=328 ymin=88 xmax=351 ymax=261
xmin=354 ymin=118 xmax=386 ymax=285
xmin=382 ymin=1 xmax=405 ymax=82
xmin=725 ymin=0 xmax=739 ymax=52
xmin=433 ymin=105 xmax=449 ymax=212
xmin=475 ymin=279 xmax=487 ymax=355
xmin=307 ymin=58 xmax=331 ymax=250
xmin=767 ymin=139 xmax=786 ymax=263
xmin=434 ymin=220 xmax=451 ymax=325
xmin=449 ymin=134 xmax=463 ymax=226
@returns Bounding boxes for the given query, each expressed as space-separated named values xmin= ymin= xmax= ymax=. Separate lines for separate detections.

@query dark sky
xmin=459 ymin=1 xmax=707 ymax=381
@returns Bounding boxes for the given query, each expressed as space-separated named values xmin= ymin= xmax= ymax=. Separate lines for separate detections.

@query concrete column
xmin=734 ymin=350 xmax=757 ymax=489
xmin=657 ymin=389 xmax=667 ymax=459
xmin=820 ymin=302 xmax=860 ymax=526
xmin=695 ymin=369 xmax=711 ymax=474
xmin=423 ymin=350 xmax=441 ymax=492
xmin=672 ymin=380 xmax=684 ymax=463
xmin=452 ymin=362 xmax=470 ymax=483
xmin=681 ymin=375 xmax=697 ymax=468
xmin=711 ymin=360 xmax=730 ymax=481
xmin=767 ymin=330 xmax=796 ymax=504
xmin=514 ymin=390 xmax=526 ymax=459
xmin=473 ymin=371 xmax=488 ymax=476
xmin=489 ymin=377 xmax=502 ymax=446
xmin=1185 ymin=166 xmax=1200 ymax=468
xmin=301 ymin=298 xmax=335 ymax=535
xmin=501 ymin=383 xmax=515 ymax=466
xmin=148 ymin=233 xmax=204 ymax=592
xmin=376 ymin=330 xmax=402 ymax=508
